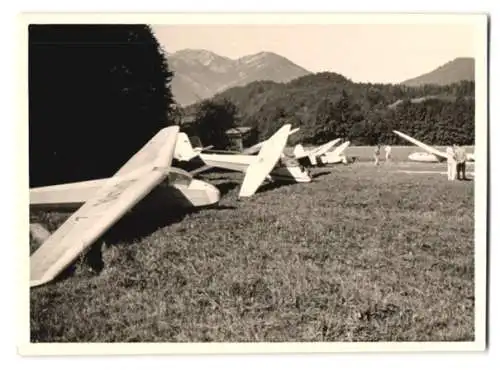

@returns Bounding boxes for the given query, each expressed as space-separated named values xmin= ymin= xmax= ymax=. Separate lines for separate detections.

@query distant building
xmin=225 ymin=127 xmax=254 ymax=151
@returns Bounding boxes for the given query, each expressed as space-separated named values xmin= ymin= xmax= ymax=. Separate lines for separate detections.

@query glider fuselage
xmin=408 ymin=152 xmax=445 ymax=163
xmin=199 ymin=153 xmax=312 ymax=183
xmin=407 ymin=151 xmax=474 ymax=163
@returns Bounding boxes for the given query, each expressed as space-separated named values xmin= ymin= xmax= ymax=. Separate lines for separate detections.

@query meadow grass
xmin=29 ymin=160 xmax=475 ymax=342
xmin=292 ymin=145 xmax=475 ymax=163
xmin=344 ymin=145 xmax=474 ymax=162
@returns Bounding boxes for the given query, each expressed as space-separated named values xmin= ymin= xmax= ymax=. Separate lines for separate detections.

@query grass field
xmin=344 ymin=145 xmax=475 ymax=162
xmin=292 ymin=145 xmax=475 ymax=163
xmin=29 ymin=158 xmax=475 ymax=343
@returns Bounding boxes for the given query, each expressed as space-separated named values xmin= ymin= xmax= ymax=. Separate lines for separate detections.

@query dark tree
xmin=312 ymin=98 xmax=337 ymax=144
xmin=29 ymin=24 xmax=175 ymax=187
xmin=192 ymin=99 xmax=239 ymax=149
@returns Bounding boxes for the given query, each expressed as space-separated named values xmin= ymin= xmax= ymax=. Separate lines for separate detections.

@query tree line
xmin=183 ymin=73 xmax=475 ymax=148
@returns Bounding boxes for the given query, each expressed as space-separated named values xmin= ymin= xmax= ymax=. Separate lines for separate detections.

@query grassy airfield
xmin=344 ymin=145 xmax=475 ymax=162
xmin=29 ymin=151 xmax=475 ymax=342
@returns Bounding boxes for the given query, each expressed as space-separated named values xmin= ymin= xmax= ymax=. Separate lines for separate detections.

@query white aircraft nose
xmin=408 ymin=152 xmax=438 ymax=162
xmin=408 ymin=152 xmax=420 ymax=161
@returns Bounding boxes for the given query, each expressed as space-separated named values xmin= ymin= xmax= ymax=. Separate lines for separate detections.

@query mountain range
xmin=168 ymin=49 xmax=310 ymax=106
xmin=167 ymin=49 xmax=475 ymax=107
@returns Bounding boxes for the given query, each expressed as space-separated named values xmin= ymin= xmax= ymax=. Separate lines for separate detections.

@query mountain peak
xmin=172 ymin=48 xmax=219 ymax=57
xmin=237 ymin=51 xmax=291 ymax=65
xmin=171 ymin=49 xmax=231 ymax=65
xmin=169 ymin=49 xmax=311 ymax=106
xmin=402 ymin=57 xmax=474 ymax=86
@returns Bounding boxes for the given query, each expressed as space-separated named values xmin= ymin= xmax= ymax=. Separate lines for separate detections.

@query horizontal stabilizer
xmin=30 ymin=179 xmax=106 ymax=210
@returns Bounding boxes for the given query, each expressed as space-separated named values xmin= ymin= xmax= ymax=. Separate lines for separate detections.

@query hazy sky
xmin=152 ymin=23 xmax=477 ymax=83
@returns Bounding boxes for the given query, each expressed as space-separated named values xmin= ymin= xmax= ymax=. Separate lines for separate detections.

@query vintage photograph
xmin=22 ymin=13 xmax=487 ymax=353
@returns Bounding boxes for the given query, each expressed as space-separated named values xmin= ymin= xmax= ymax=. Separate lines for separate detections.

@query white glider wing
xmin=330 ymin=141 xmax=350 ymax=157
xmin=30 ymin=126 xmax=179 ymax=287
xmin=293 ymin=138 xmax=341 ymax=166
xmin=30 ymin=178 xmax=107 ymax=210
xmin=30 ymin=127 xmax=179 ymax=208
xmin=239 ymin=124 xmax=291 ymax=197
xmin=393 ymin=130 xmax=447 ymax=159
xmin=242 ymin=127 xmax=300 ymax=155
xmin=308 ymin=138 xmax=341 ymax=157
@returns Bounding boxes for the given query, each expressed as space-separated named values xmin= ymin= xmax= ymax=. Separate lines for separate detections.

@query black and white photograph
xmin=20 ymin=12 xmax=487 ymax=354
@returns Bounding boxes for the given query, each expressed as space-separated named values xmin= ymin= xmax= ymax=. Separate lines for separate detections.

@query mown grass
xmin=292 ymin=145 xmax=475 ymax=162
xmin=29 ymin=161 xmax=475 ymax=342
xmin=343 ymin=145 xmax=475 ymax=162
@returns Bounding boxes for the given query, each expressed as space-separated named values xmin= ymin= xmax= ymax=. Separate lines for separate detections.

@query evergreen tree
xmin=191 ymin=99 xmax=239 ymax=149
xmin=29 ymin=24 xmax=175 ymax=186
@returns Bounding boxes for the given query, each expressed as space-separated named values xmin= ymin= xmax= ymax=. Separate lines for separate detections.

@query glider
xmin=292 ymin=138 xmax=341 ymax=166
xmin=29 ymin=126 xmax=220 ymax=288
xmin=239 ymin=128 xmax=340 ymax=167
xmin=319 ymin=141 xmax=352 ymax=165
xmin=186 ymin=126 xmax=310 ymax=181
xmin=179 ymin=124 xmax=312 ymax=197
xmin=393 ymin=130 xmax=474 ymax=163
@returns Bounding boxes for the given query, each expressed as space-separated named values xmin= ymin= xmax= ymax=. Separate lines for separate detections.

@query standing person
xmin=446 ymin=146 xmax=456 ymax=181
xmin=384 ymin=145 xmax=392 ymax=162
xmin=454 ymin=144 xmax=468 ymax=180
xmin=373 ymin=144 xmax=381 ymax=166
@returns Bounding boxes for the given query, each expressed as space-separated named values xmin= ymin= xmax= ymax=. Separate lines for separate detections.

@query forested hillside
xmin=182 ymin=72 xmax=474 ymax=148
xmin=402 ymin=57 xmax=474 ymax=86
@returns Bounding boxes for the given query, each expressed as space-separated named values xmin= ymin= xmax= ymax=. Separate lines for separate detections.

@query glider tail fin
xmin=293 ymin=144 xmax=318 ymax=166
xmin=174 ymin=132 xmax=202 ymax=162
xmin=293 ymin=144 xmax=306 ymax=158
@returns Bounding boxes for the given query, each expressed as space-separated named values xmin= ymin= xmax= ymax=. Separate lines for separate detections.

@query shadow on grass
xmin=257 ymin=180 xmax=295 ymax=194
xmin=104 ymin=201 xmax=236 ymax=245
xmin=37 ymin=202 xmax=236 ymax=286
xmin=216 ymin=181 xmax=240 ymax=196
xmin=48 ymin=207 xmax=194 ymax=284
xmin=312 ymin=171 xmax=331 ymax=179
